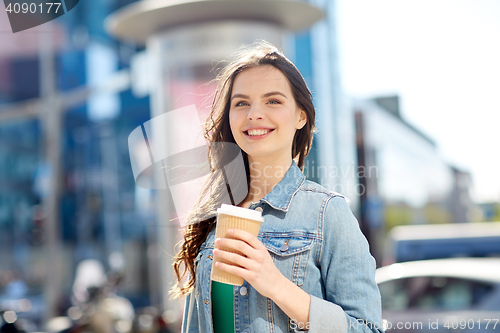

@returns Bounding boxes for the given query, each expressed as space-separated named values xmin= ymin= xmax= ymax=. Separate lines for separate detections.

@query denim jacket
xmin=181 ymin=160 xmax=384 ymax=333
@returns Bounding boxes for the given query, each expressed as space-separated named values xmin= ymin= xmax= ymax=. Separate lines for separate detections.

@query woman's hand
xmin=213 ymin=228 xmax=312 ymax=325
xmin=213 ymin=228 xmax=285 ymax=299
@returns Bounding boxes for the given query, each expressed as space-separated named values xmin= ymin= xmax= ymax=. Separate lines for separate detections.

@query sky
xmin=335 ymin=0 xmax=500 ymax=203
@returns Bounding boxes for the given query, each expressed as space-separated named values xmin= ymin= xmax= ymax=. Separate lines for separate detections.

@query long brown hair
xmin=170 ymin=40 xmax=317 ymax=299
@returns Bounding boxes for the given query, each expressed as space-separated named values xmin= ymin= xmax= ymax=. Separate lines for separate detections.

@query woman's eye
xmin=268 ymin=99 xmax=280 ymax=104
xmin=235 ymin=101 xmax=248 ymax=107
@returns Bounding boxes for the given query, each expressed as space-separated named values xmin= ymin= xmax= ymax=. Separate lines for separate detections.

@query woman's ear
xmin=296 ymin=109 xmax=307 ymax=130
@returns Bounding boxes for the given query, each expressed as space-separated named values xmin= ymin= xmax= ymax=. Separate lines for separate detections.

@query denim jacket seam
xmin=259 ymin=231 xmax=318 ymax=238
xmin=286 ymin=175 xmax=306 ymax=210
xmin=315 ymin=195 xmax=330 ymax=268
xmin=200 ymin=243 xmax=214 ymax=250
xmin=262 ymin=174 xmax=306 ymax=212
xmin=246 ymin=292 xmax=251 ymax=333
xmin=299 ymin=185 xmax=347 ymax=199
xmin=295 ymin=245 xmax=309 ymax=287
xmin=267 ymin=297 xmax=274 ymax=333
xmin=261 ymin=199 xmax=284 ymax=212
xmin=318 ymin=194 xmax=346 ymax=266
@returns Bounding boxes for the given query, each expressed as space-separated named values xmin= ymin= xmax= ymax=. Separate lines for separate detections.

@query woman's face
xmin=228 ymin=65 xmax=307 ymax=163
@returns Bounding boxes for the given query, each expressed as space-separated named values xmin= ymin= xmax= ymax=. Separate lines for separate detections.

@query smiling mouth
xmin=244 ymin=129 xmax=275 ymax=136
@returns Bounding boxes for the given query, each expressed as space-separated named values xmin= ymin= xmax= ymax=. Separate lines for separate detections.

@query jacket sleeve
xmin=308 ymin=195 xmax=384 ymax=333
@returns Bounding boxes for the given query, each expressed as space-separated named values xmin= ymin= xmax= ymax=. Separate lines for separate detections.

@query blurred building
xmin=353 ymin=95 xmax=474 ymax=262
xmin=0 ymin=0 xmax=153 ymax=327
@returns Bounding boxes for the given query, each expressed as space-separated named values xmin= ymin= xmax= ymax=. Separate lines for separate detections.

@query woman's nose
xmin=247 ymin=105 xmax=264 ymax=120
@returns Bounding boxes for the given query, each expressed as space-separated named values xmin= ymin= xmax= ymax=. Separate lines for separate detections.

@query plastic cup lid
xmin=216 ymin=204 xmax=264 ymax=222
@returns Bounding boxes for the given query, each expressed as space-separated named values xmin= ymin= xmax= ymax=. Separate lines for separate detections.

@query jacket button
xmin=239 ymin=286 xmax=248 ymax=295
xmin=281 ymin=239 xmax=290 ymax=252
xmin=254 ymin=207 xmax=263 ymax=212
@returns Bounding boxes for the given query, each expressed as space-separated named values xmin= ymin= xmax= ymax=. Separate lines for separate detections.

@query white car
xmin=376 ymin=258 xmax=500 ymax=333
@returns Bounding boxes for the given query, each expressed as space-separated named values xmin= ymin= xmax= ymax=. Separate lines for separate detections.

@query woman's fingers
xmin=215 ymin=237 xmax=253 ymax=257
xmin=212 ymin=246 xmax=262 ymax=282
xmin=226 ymin=229 xmax=266 ymax=250
xmin=213 ymin=247 xmax=250 ymax=268
xmin=213 ymin=231 xmax=285 ymax=299
xmin=214 ymin=260 xmax=252 ymax=281
xmin=213 ymin=230 xmax=266 ymax=270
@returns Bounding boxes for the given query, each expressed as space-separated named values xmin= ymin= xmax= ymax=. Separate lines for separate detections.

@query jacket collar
xmin=259 ymin=159 xmax=305 ymax=212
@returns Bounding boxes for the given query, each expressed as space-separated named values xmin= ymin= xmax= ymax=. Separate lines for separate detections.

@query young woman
xmin=171 ymin=40 xmax=383 ymax=333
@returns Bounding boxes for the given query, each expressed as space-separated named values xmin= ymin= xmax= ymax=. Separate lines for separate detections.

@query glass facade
xmin=356 ymin=98 xmax=455 ymax=227
xmin=353 ymin=97 xmax=472 ymax=264
xmin=0 ymin=0 xmax=153 ymax=328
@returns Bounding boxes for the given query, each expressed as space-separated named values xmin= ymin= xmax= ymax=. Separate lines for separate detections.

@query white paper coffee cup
xmin=210 ymin=204 xmax=264 ymax=285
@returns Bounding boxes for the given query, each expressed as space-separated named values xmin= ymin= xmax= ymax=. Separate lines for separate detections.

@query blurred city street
xmin=0 ymin=0 xmax=499 ymax=332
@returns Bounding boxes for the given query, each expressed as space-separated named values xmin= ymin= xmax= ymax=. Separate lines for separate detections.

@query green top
xmin=211 ymin=281 xmax=235 ymax=333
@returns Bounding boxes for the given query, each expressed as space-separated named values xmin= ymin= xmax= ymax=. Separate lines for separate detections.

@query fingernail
xmin=227 ymin=229 xmax=233 ymax=234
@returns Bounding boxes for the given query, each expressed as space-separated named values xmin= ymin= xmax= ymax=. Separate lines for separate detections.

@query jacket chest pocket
xmin=263 ymin=235 xmax=313 ymax=287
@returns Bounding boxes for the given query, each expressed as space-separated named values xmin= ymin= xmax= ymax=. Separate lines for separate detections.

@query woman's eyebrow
xmin=231 ymin=91 xmax=288 ymax=101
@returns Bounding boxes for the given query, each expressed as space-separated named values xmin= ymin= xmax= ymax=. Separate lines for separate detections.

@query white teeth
xmin=247 ymin=129 xmax=271 ymax=136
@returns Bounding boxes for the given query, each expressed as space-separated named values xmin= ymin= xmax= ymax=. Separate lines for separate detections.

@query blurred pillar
xmin=39 ymin=22 xmax=63 ymax=321
xmin=106 ymin=0 xmax=323 ymax=326
xmin=355 ymin=111 xmax=383 ymax=266
xmin=450 ymin=167 xmax=473 ymax=223
xmin=99 ymin=121 xmax=123 ymax=263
